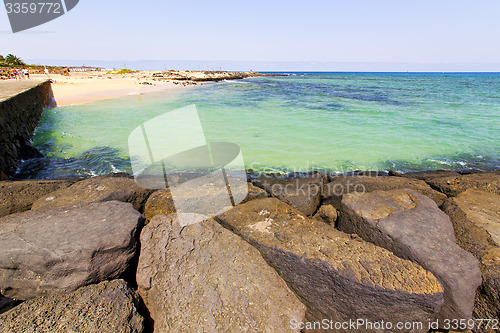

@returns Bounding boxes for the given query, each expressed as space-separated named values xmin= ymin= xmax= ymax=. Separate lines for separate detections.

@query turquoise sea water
xmin=18 ymin=72 xmax=500 ymax=178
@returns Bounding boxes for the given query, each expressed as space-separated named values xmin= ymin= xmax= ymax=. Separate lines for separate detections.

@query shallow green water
xmin=19 ymin=72 xmax=500 ymax=178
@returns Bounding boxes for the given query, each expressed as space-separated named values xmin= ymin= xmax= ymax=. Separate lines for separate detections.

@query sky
xmin=1 ymin=0 xmax=500 ymax=71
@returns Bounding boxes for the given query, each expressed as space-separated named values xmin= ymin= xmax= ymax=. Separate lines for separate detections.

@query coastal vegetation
xmin=0 ymin=54 xmax=26 ymax=66
xmin=106 ymin=69 xmax=138 ymax=75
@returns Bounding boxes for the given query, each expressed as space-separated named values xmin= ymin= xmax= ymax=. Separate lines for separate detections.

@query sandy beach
xmin=28 ymin=71 xmax=195 ymax=107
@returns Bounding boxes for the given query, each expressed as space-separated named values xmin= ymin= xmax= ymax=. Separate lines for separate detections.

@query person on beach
xmin=44 ymin=67 xmax=50 ymax=78
xmin=23 ymin=68 xmax=30 ymax=79
xmin=12 ymin=68 xmax=20 ymax=80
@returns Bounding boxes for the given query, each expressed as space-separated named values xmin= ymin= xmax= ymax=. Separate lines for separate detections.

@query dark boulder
xmin=137 ymin=214 xmax=306 ymax=332
xmin=0 ymin=201 xmax=143 ymax=300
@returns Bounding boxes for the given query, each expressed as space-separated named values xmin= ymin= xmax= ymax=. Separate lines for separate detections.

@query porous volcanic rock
xmin=442 ymin=189 xmax=500 ymax=321
xmin=137 ymin=214 xmax=306 ymax=332
xmin=426 ymin=171 xmax=500 ymax=197
xmin=252 ymin=175 xmax=323 ymax=215
xmin=322 ymin=175 xmax=447 ymax=209
xmin=0 ymin=201 xmax=143 ymax=300
xmin=216 ymin=198 xmax=444 ymax=330
xmin=312 ymin=204 xmax=338 ymax=225
xmin=143 ymin=182 xmax=267 ymax=224
xmin=31 ymin=175 xmax=153 ymax=212
xmin=0 ymin=179 xmax=76 ymax=217
xmin=0 ymin=280 xmax=144 ymax=333
xmin=339 ymin=189 xmax=482 ymax=322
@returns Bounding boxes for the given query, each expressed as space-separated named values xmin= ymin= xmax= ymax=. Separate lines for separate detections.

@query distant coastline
xmin=33 ymin=69 xmax=276 ymax=106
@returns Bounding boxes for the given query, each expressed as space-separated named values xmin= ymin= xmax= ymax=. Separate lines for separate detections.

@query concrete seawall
xmin=0 ymin=80 xmax=53 ymax=179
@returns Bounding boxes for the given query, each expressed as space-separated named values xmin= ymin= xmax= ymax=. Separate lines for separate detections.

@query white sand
xmin=30 ymin=71 xmax=195 ymax=106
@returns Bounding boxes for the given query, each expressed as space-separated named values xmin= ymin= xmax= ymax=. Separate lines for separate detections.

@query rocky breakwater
xmin=150 ymin=70 xmax=283 ymax=82
xmin=0 ymin=170 xmax=499 ymax=332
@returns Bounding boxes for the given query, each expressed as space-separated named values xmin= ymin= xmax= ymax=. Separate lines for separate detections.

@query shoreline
xmin=33 ymin=71 xmax=197 ymax=107
xmin=25 ymin=70 xmax=272 ymax=107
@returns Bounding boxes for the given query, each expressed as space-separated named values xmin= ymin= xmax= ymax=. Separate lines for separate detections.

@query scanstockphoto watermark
xmin=290 ymin=318 xmax=500 ymax=331
xmin=128 ymin=105 xmax=248 ymax=227
xmin=4 ymin=0 xmax=79 ymax=33
xmin=290 ymin=318 xmax=425 ymax=331
xmin=127 ymin=104 xmax=373 ymax=226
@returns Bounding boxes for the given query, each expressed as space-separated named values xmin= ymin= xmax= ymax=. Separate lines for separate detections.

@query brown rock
xmin=0 ymin=280 xmax=144 ymax=333
xmin=252 ymin=175 xmax=323 ymax=215
xmin=241 ymin=182 xmax=269 ymax=204
xmin=402 ymin=170 xmax=461 ymax=181
xmin=322 ymin=175 xmax=447 ymax=209
xmin=313 ymin=204 xmax=338 ymax=225
xmin=339 ymin=189 xmax=482 ymax=322
xmin=216 ymin=198 xmax=444 ymax=330
xmin=426 ymin=171 xmax=500 ymax=197
xmin=0 ymin=179 xmax=76 ymax=217
xmin=31 ymin=175 xmax=153 ymax=212
xmin=143 ymin=188 xmax=175 ymax=223
xmin=442 ymin=189 xmax=500 ymax=322
xmin=143 ymin=178 xmax=263 ymax=224
xmin=137 ymin=214 xmax=306 ymax=332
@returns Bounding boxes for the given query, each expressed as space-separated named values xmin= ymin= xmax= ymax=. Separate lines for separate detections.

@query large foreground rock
xmin=442 ymin=189 xmax=500 ymax=321
xmin=0 ymin=280 xmax=144 ymax=333
xmin=31 ymin=175 xmax=153 ymax=212
xmin=252 ymin=175 xmax=323 ymax=215
xmin=426 ymin=171 xmax=500 ymax=197
xmin=0 ymin=201 xmax=143 ymax=300
xmin=216 ymin=198 xmax=444 ymax=330
xmin=322 ymin=175 xmax=447 ymax=209
xmin=137 ymin=214 xmax=306 ymax=332
xmin=0 ymin=179 xmax=76 ymax=217
xmin=339 ymin=189 xmax=482 ymax=322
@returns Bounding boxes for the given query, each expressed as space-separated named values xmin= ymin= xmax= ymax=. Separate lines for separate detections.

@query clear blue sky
xmin=1 ymin=0 xmax=500 ymax=71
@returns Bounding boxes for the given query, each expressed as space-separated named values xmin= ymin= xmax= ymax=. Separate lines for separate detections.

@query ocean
xmin=17 ymin=72 xmax=500 ymax=179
